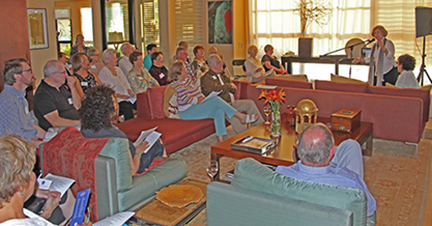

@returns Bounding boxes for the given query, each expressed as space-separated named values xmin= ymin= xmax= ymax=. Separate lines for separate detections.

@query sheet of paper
xmin=143 ymin=131 xmax=162 ymax=154
xmin=202 ymin=91 xmax=222 ymax=102
xmin=44 ymin=173 xmax=75 ymax=197
xmin=94 ymin=212 xmax=135 ymax=226
xmin=133 ymin=126 xmax=158 ymax=147
xmin=256 ymin=85 xmax=277 ymax=90
xmin=70 ymin=189 xmax=91 ymax=226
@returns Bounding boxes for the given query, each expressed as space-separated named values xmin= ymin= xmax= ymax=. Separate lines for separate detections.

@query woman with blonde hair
xmin=353 ymin=25 xmax=398 ymax=86
xmin=168 ymin=60 xmax=257 ymax=142
xmin=70 ymin=34 xmax=88 ymax=56
xmin=0 ymin=135 xmax=80 ymax=226
xmin=244 ymin=45 xmax=273 ymax=83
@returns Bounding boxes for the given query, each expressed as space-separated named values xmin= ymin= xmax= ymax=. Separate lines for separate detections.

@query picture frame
xmin=27 ymin=8 xmax=49 ymax=49
xmin=208 ymin=1 xmax=233 ymax=44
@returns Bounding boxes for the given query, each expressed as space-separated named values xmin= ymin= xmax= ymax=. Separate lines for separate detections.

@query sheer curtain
xmin=249 ymin=0 xmax=432 ymax=82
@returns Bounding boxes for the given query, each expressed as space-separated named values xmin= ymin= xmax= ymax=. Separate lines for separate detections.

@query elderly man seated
xmin=276 ymin=123 xmax=376 ymax=218
xmin=118 ymin=42 xmax=135 ymax=76
xmin=200 ymin=54 xmax=264 ymax=133
xmin=34 ymin=60 xmax=81 ymax=131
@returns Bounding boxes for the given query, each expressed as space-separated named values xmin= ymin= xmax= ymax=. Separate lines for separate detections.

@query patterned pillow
xmin=163 ymin=86 xmax=179 ymax=119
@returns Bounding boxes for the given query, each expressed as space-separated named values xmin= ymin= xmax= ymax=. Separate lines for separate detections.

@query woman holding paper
xmin=168 ymin=60 xmax=257 ymax=142
xmin=79 ymin=85 xmax=166 ymax=175
xmin=0 ymin=135 xmax=79 ymax=226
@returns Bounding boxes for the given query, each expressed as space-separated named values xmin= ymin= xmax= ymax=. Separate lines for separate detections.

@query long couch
xmin=207 ymin=158 xmax=375 ymax=226
xmin=241 ymin=78 xmax=429 ymax=143
xmin=117 ymin=86 xmax=216 ymax=155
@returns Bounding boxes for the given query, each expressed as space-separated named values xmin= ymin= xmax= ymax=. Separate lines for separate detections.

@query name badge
xmin=90 ymin=65 xmax=96 ymax=69
xmin=81 ymin=81 xmax=88 ymax=87
xmin=68 ymin=98 xmax=73 ymax=105
xmin=159 ymin=73 xmax=165 ymax=79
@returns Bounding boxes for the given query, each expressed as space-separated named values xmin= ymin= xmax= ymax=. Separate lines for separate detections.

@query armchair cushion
xmin=266 ymin=77 xmax=313 ymax=89
xmin=147 ymin=86 xmax=167 ymax=119
xmin=232 ymin=158 xmax=368 ymax=226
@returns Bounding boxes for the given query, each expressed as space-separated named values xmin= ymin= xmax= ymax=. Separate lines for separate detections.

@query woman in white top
xmin=0 ymin=135 xmax=90 ymax=226
xmin=395 ymin=54 xmax=420 ymax=89
xmin=99 ymin=49 xmax=136 ymax=121
xmin=353 ymin=25 xmax=398 ymax=86
xmin=244 ymin=45 xmax=273 ymax=83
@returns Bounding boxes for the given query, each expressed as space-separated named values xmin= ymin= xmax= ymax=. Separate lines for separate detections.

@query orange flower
xmin=258 ymin=89 xmax=285 ymax=104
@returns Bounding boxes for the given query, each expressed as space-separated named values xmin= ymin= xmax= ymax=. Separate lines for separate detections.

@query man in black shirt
xmin=34 ymin=60 xmax=81 ymax=131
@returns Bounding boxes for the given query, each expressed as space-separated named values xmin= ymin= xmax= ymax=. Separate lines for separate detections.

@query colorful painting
xmin=208 ymin=1 xmax=232 ymax=44
xmin=27 ymin=8 xmax=49 ymax=49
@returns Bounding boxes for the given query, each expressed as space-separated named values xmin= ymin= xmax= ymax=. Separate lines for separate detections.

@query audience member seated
xmin=200 ymin=54 xmax=263 ymax=133
xmin=58 ymin=52 xmax=72 ymax=76
xmin=0 ymin=135 xmax=84 ymax=226
xmin=87 ymin=48 xmax=104 ymax=76
xmin=126 ymin=51 xmax=159 ymax=94
xmin=144 ymin=43 xmax=158 ymax=70
xmin=245 ymin=45 xmax=273 ymax=83
xmin=149 ymin=52 xmax=170 ymax=86
xmin=173 ymin=41 xmax=191 ymax=63
xmin=79 ymin=85 xmax=165 ymax=175
xmin=71 ymin=53 xmax=102 ymax=99
xmin=175 ymin=47 xmax=195 ymax=81
xmin=395 ymin=54 xmax=419 ymax=89
xmin=99 ymin=49 xmax=136 ymax=121
xmin=168 ymin=60 xmax=256 ymax=142
xmin=70 ymin=34 xmax=88 ymax=56
xmin=118 ymin=42 xmax=136 ymax=77
xmin=276 ymin=123 xmax=376 ymax=218
xmin=207 ymin=46 xmax=232 ymax=79
xmin=261 ymin=44 xmax=288 ymax=74
xmin=191 ymin=45 xmax=209 ymax=75
xmin=0 ymin=59 xmax=46 ymax=146
xmin=34 ymin=60 xmax=81 ymax=131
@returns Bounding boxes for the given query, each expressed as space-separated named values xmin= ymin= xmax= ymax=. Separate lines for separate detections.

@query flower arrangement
xmin=259 ymin=89 xmax=286 ymax=137
xmin=294 ymin=0 xmax=333 ymax=37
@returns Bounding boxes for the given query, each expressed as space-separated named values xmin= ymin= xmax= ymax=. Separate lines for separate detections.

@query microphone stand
xmin=319 ymin=39 xmax=373 ymax=75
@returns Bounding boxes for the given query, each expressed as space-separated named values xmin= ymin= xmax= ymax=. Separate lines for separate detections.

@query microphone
xmin=366 ymin=38 xmax=375 ymax=44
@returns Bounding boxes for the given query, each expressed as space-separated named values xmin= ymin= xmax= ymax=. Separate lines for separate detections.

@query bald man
xmin=276 ymin=123 xmax=376 ymax=218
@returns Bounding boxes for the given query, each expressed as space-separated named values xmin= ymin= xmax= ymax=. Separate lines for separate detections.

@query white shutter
xmin=175 ymin=0 xmax=204 ymax=46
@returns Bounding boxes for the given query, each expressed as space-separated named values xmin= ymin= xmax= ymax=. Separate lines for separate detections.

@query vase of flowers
xmin=259 ymin=89 xmax=286 ymax=138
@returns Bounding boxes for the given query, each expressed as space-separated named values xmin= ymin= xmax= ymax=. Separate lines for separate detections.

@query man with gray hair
xmin=34 ymin=60 xmax=81 ymax=131
xmin=118 ymin=42 xmax=135 ymax=76
xmin=276 ymin=123 xmax=376 ymax=217
xmin=200 ymin=54 xmax=263 ymax=133
xmin=0 ymin=59 xmax=46 ymax=146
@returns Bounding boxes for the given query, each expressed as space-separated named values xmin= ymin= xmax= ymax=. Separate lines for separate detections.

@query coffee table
xmin=211 ymin=114 xmax=373 ymax=180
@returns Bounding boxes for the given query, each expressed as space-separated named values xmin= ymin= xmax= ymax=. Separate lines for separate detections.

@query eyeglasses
xmin=54 ymin=70 xmax=67 ymax=74
xmin=21 ymin=69 xmax=32 ymax=74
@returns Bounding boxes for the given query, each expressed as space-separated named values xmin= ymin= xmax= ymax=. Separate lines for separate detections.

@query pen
xmin=86 ymin=207 xmax=90 ymax=223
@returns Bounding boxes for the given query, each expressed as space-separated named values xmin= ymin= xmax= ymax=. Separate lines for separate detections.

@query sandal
xmin=245 ymin=114 xmax=258 ymax=124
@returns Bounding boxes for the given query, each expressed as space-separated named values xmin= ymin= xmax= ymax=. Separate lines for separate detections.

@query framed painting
xmin=27 ymin=8 xmax=49 ymax=49
xmin=208 ymin=1 xmax=232 ymax=44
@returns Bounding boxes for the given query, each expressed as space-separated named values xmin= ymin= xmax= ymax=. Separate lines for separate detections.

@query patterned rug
xmin=169 ymin=126 xmax=432 ymax=226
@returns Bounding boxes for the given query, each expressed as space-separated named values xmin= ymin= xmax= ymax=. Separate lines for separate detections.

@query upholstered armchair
xmin=40 ymin=127 xmax=187 ymax=220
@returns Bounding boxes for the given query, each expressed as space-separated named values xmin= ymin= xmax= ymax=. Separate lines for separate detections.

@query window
xmin=175 ymin=0 xmax=204 ymax=47
xmin=105 ymin=0 xmax=130 ymax=50
xmin=80 ymin=7 xmax=93 ymax=47
xmin=55 ymin=9 xmax=72 ymax=55
xmin=140 ymin=0 xmax=160 ymax=50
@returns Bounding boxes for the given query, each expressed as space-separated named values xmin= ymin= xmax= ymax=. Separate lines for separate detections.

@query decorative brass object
xmin=295 ymin=99 xmax=318 ymax=133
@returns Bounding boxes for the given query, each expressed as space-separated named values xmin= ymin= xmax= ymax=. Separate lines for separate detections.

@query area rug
xmin=170 ymin=126 xmax=432 ymax=226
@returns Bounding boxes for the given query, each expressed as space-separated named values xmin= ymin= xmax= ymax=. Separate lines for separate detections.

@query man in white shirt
xmin=118 ymin=42 xmax=135 ymax=76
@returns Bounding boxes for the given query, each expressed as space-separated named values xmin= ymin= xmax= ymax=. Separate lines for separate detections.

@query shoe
xmin=245 ymin=114 xmax=258 ymax=124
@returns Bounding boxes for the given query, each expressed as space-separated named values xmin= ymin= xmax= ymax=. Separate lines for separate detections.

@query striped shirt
xmin=170 ymin=78 xmax=203 ymax=111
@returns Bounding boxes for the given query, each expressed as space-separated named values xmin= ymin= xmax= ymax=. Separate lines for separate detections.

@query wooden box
xmin=331 ymin=109 xmax=361 ymax=133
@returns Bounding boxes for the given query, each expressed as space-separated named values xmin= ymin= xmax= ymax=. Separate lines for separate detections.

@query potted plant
xmin=294 ymin=0 xmax=332 ymax=57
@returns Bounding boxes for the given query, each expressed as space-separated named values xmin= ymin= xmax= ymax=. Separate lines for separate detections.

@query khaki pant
xmin=228 ymin=99 xmax=265 ymax=133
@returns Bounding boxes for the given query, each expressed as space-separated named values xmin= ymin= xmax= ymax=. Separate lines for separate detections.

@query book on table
xmin=231 ymin=136 xmax=277 ymax=154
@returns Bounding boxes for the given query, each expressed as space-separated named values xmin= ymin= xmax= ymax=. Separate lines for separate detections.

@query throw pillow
xmin=163 ymin=86 xmax=179 ymax=119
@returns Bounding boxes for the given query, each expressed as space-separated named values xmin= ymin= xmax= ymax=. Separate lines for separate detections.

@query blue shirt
xmin=143 ymin=54 xmax=152 ymax=70
xmin=0 ymin=85 xmax=37 ymax=141
xmin=276 ymin=161 xmax=376 ymax=217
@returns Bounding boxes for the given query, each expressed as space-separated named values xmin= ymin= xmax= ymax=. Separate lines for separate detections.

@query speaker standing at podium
xmin=353 ymin=25 xmax=398 ymax=86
